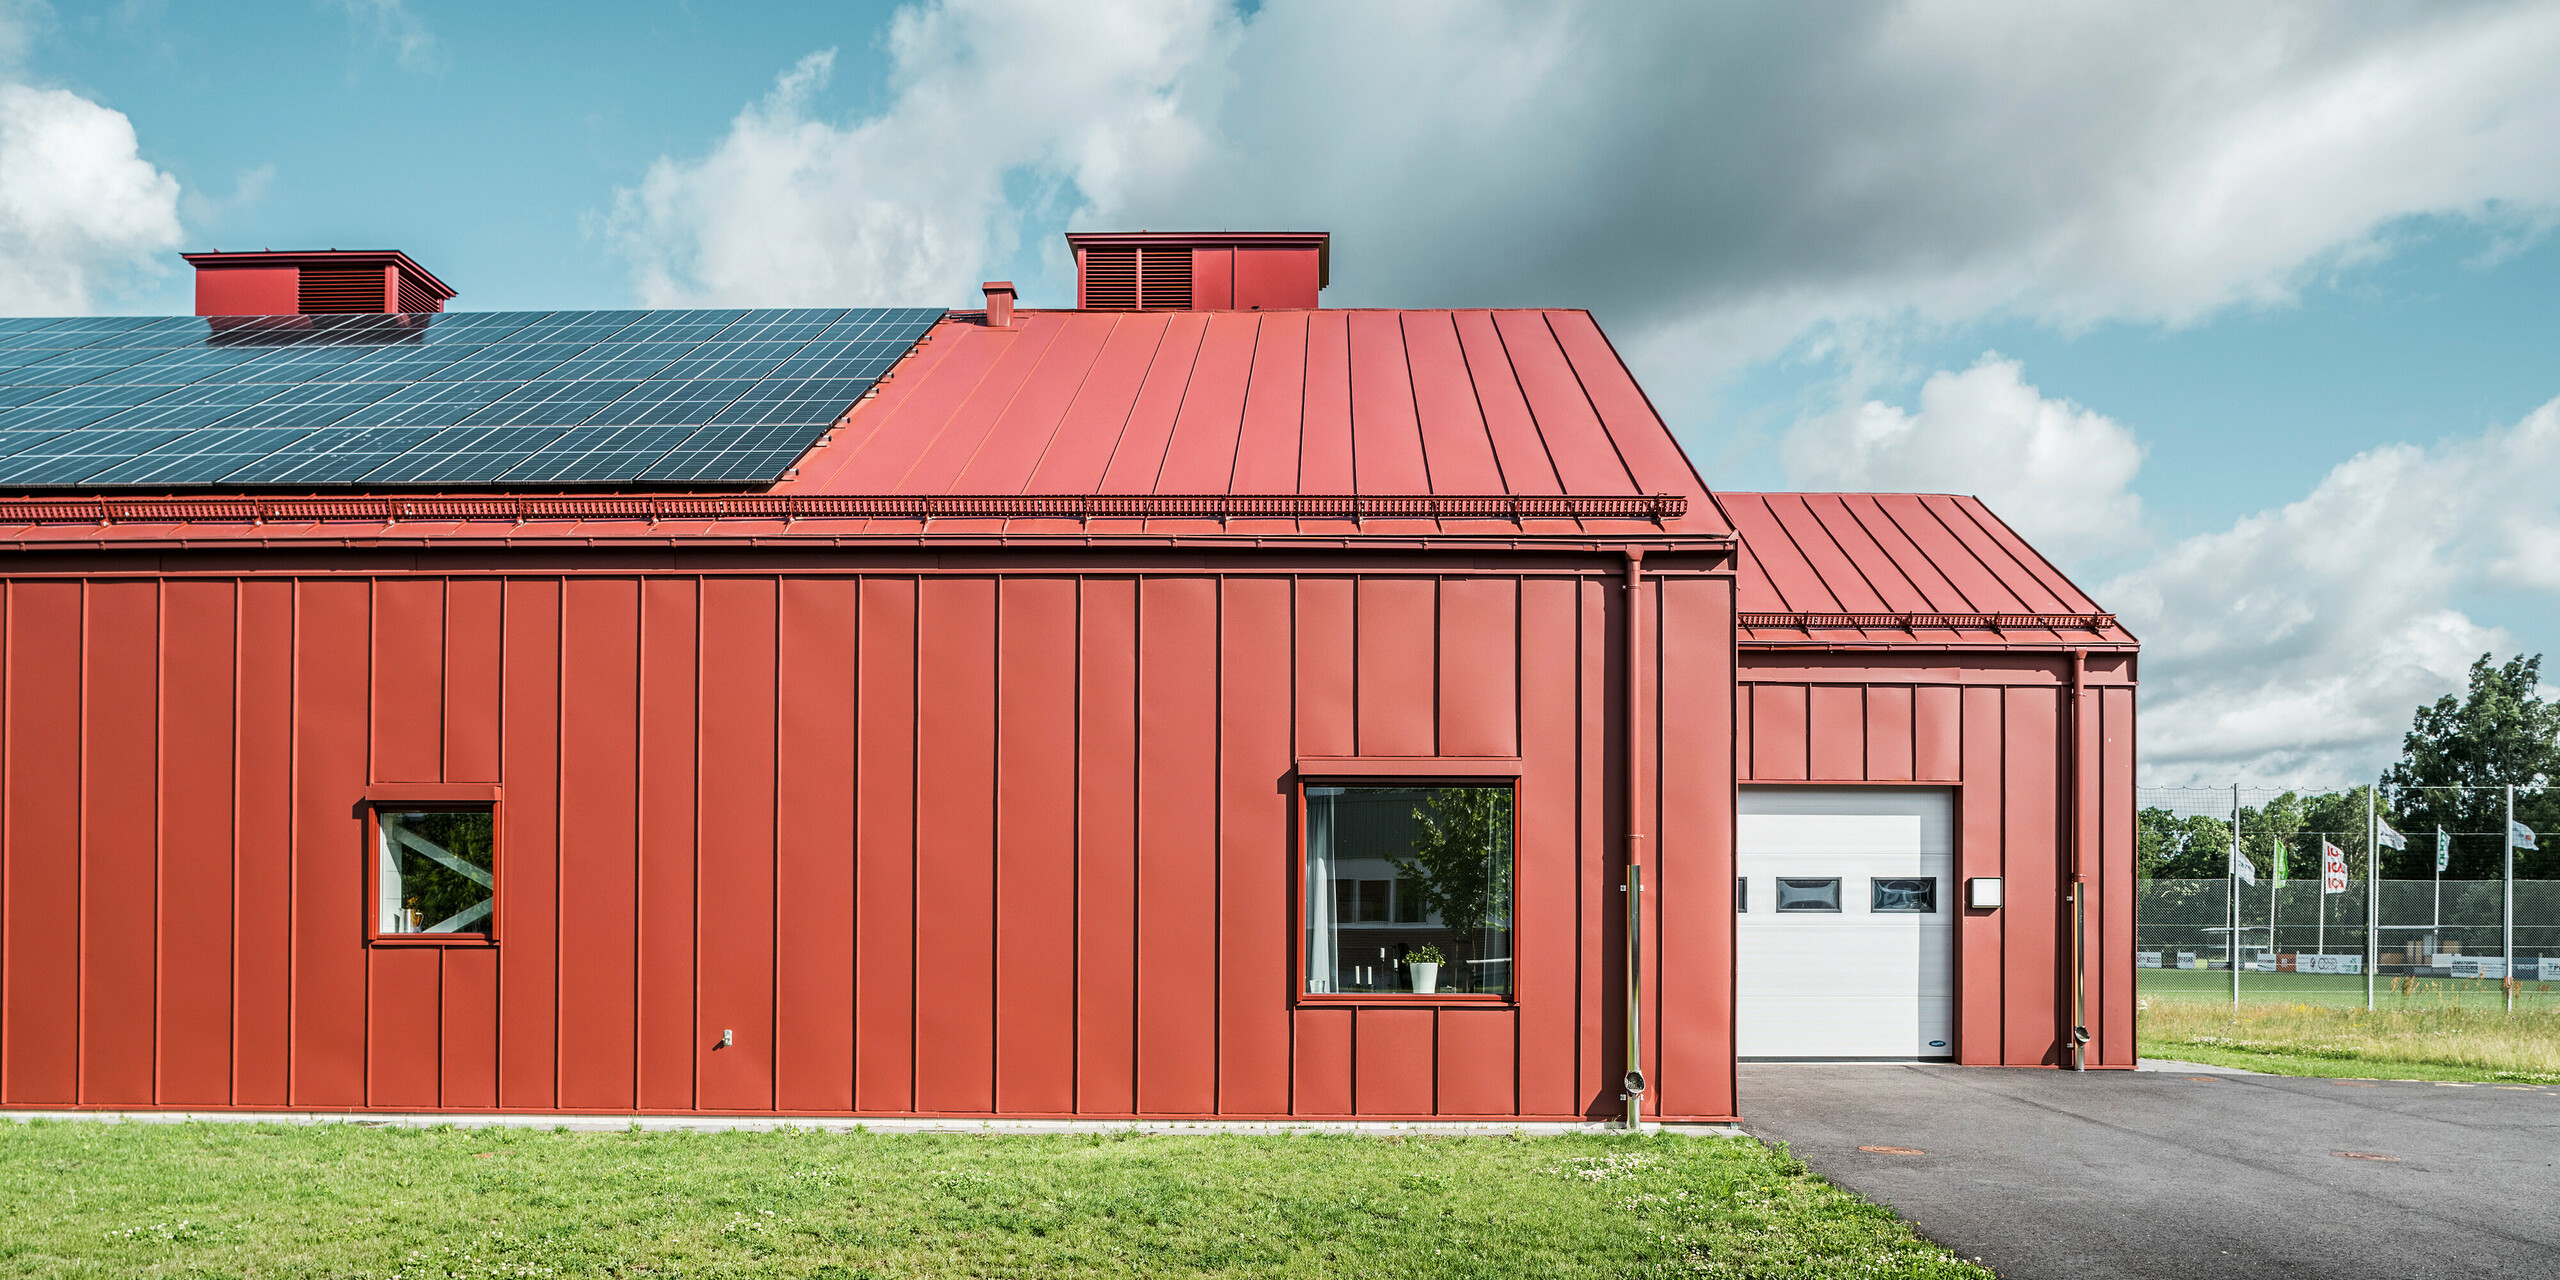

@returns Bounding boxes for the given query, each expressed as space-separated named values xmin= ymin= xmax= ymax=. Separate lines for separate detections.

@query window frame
xmin=363 ymin=784 xmax=503 ymax=947
xmin=1774 ymin=877 xmax=1844 ymax=913
xmin=1870 ymin=876 xmax=1939 ymax=914
xmin=1292 ymin=760 xmax=1522 ymax=1008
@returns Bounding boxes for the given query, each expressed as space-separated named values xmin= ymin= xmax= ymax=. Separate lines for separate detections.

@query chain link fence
xmin=2137 ymin=785 xmax=2560 ymax=1010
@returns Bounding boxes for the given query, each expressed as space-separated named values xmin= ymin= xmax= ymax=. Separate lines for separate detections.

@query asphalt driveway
xmin=1739 ymin=1063 xmax=2560 ymax=1280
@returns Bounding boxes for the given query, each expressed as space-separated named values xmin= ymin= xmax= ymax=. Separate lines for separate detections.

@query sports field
xmin=2136 ymin=965 xmax=2560 ymax=1009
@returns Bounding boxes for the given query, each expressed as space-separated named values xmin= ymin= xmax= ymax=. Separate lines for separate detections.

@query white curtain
xmin=1306 ymin=787 xmax=1342 ymax=992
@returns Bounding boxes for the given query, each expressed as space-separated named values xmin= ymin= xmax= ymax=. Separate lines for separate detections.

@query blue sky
xmin=7 ymin=1 xmax=2560 ymax=784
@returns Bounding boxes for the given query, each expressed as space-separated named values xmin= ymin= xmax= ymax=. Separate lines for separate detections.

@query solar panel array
xmin=0 ymin=307 xmax=945 ymax=488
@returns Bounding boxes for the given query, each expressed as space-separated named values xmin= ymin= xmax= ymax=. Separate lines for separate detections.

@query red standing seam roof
xmin=1724 ymin=492 xmax=2134 ymax=648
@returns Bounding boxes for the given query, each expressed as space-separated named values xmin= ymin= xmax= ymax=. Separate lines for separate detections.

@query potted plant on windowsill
xmin=1407 ymin=944 xmax=1446 ymax=995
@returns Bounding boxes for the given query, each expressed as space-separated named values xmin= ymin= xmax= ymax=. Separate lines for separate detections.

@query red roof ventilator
xmin=1067 ymin=231 xmax=1327 ymax=310
xmin=183 ymin=250 xmax=457 ymax=317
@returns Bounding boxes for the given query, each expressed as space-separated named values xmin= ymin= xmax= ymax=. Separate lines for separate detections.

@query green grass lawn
xmin=2139 ymin=986 xmax=2560 ymax=1084
xmin=0 ymin=1120 xmax=1989 ymax=1279
xmin=2136 ymin=966 xmax=2560 ymax=1010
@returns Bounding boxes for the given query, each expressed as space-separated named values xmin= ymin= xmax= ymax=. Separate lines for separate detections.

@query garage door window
xmin=1304 ymin=783 xmax=1513 ymax=996
xmin=1774 ymin=877 xmax=1842 ymax=912
xmin=1871 ymin=877 xmax=1938 ymax=913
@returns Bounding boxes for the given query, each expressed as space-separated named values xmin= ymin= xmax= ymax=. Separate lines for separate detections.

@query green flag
xmin=2272 ymin=838 xmax=2287 ymax=881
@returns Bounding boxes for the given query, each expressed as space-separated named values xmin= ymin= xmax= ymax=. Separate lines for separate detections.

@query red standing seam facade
xmin=0 ymin=296 xmax=2136 ymax=1123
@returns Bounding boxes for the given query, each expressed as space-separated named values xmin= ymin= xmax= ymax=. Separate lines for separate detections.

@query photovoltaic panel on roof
xmin=0 ymin=306 xmax=945 ymax=488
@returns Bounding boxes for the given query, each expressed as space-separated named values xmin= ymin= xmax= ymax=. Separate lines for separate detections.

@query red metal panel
xmin=899 ymin=319 xmax=1066 ymax=494
xmin=1450 ymin=312 xmax=1561 ymax=496
xmin=1353 ymin=1007 xmax=1432 ymax=1114
xmin=4 ymin=583 xmax=79 ymax=1103
xmin=1957 ymin=687 xmax=2004 ymax=1065
xmin=1865 ymin=685 xmax=1915 ymax=781
xmin=953 ymin=315 xmax=1116 ymax=493
xmin=1575 ymin=580 xmax=1607 ymax=1113
xmin=855 ymin=578 xmax=917 ymax=1112
xmin=1404 ymin=313 xmax=1504 ymax=493
xmin=1914 ymin=686 xmax=1961 ymax=781
xmin=444 ymin=579 xmax=503 ymax=782
xmin=233 ymin=580 xmax=294 ymax=1104
xmin=1934 ymin=497 xmax=2080 ymax=614
xmin=777 ymin=577 xmax=858 ymax=1112
xmin=915 ymin=576 xmax=997 ymax=1112
xmin=1298 ymin=312 xmax=1355 ymax=495
xmin=2098 ymin=686 xmax=2137 ymax=1067
xmin=1347 ymin=311 xmax=1429 ymax=493
xmin=1191 ymin=247 xmax=1233 ymax=310
xmin=1515 ymin=577 xmax=1579 ymax=1115
xmin=365 ymin=947 xmax=439 ymax=1107
xmin=1022 ymin=315 xmax=1170 ymax=494
xmin=2001 ymin=687 xmax=2061 ymax=1066
xmin=697 ymin=577 xmax=777 ymax=1110
xmin=1136 ymin=576 xmax=1218 ymax=1114
xmin=1097 ymin=314 xmax=1209 ymax=494
xmin=1228 ymin=313 xmax=1309 ymax=495
xmin=996 ymin=578 xmax=1077 ymax=1113
xmin=1491 ymin=311 xmax=1636 ymax=496
xmin=1768 ymin=499 xmax=1892 ymax=613
xmin=1750 ymin=685 xmax=1808 ymax=781
xmin=291 ymin=579 xmax=368 ymax=1106
xmin=1217 ymin=576 xmax=1291 ymax=1114
xmin=1293 ymin=578 xmax=1355 ymax=759
xmin=1658 ymin=576 xmax=1733 ymax=1119
xmin=193 ymin=266 xmax=297 ymax=316
xmin=1232 ymin=247 xmax=1318 ymax=310
xmin=1436 ymin=577 xmax=1517 ymax=758
xmin=1356 ymin=577 xmax=1435 ymax=756
xmin=637 ymin=578 xmax=698 ymax=1110
xmin=1838 ymin=495 xmax=1975 ymax=612
xmin=558 ymin=577 xmax=640 ymax=1110
xmin=1154 ymin=314 xmax=1258 ymax=492
xmin=1076 ymin=578 xmax=1138 ymax=1114
xmin=826 ymin=324 xmax=1011 ymax=493
xmin=79 ymin=582 xmax=157 ymax=1105
xmin=1871 ymin=495 xmax=2029 ymax=614
xmin=1807 ymin=685 xmax=1863 ymax=781
xmin=1436 ymin=1009 xmax=1515 ymax=1115
xmin=371 ymin=580 xmax=443 ymax=783
xmin=157 ymin=580 xmax=235 ymax=1105
xmin=440 ymin=947 xmax=498 ymax=1108
xmin=1546 ymin=310 xmax=1705 ymax=501
xmin=498 ymin=578 xmax=562 ymax=1107
xmin=1290 ymin=1008 xmax=1353 ymax=1114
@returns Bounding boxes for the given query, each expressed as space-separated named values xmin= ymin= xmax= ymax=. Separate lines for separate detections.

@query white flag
xmin=2231 ymin=842 xmax=2257 ymax=886
xmin=2437 ymin=827 xmax=2451 ymax=874
xmin=2512 ymin=819 xmax=2538 ymax=851
xmin=2322 ymin=841 xmax=2348 ymax=894
xmin=2377 ymin=820 xmax=2405 ymax=851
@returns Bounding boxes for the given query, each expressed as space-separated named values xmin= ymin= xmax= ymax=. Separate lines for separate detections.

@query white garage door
xmin=1738 ymin=787 xmax=1954 ymax=1060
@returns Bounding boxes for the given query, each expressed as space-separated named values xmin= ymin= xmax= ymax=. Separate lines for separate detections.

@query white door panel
xmin=1738 ymin=787 xmax=1955 ymax=1059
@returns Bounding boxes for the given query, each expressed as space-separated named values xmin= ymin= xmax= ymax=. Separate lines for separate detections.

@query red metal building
xmin=0 ymin=234 xmax=2134 ymax=1124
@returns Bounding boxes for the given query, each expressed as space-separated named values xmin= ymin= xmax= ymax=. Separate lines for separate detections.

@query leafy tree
xmin=1392 ymin=788 xmax=1514 ymax=989
xmin=2380 ymin=653 xmax=2560 ymax=878
xmin=2136 ymin=807 xmax=2232 ymax=880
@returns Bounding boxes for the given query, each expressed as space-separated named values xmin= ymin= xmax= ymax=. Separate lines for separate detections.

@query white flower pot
xmin=1409 ymin=961 xmax=1440 ymax=994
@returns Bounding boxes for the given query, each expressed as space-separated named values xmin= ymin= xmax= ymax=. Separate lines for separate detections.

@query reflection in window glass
xmin=379 ymin=810 xmax=495 ymax=935
xmin=1774 ymin=878 xmax=1841 ymax=912
xmin=1871 ymin=877 xmax=1938 ymax=913
xmin=1305 ymin=784 xmax=1513 ymax=995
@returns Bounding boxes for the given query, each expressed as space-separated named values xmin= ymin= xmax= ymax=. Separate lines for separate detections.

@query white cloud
xmin=606 ymin=1 xmax=1231 ymax=307
xmin=333 ymin=0 xmax=440 ymax=73
xmin=0 ymin=81 xmax=183 ymax=314
xmin=1782 ymin=355 xmax=2144 ymax=560
xmin=2109 ymin=400 xmax=2560 ymax=785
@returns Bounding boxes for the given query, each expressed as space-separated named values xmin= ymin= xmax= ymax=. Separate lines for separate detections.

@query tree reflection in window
xmin=378 ymin=810 xmax=494 ymax=935
xmin=1304 ymin=784 xmax=1513 ymax=995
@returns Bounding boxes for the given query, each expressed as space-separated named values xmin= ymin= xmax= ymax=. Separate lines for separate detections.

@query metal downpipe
xmin=1622 ymin=550 xmax=1648 ymax=1127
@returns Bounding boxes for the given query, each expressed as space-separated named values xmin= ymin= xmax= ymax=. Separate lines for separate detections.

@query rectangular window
xmin=1871 ymin=877 xmax=1938 ymax=913
xmin=1737 ymin=876 xmax=1748 ymax=912
xmin=1775 ymin=877 xmax=1842 ymax=913
xmin=376 ymin=808 xmax=496 ymax=937
xmin=1304 ymin=782 xmax=1513 ymax=996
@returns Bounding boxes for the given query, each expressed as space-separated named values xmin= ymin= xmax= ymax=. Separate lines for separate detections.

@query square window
xmin=1774 ymin=878 xmax=1842 ymax=912
xmin=1304 ymin=782 xmax=1513 ymax=996
xmin=377 ymin=809 xmax=495 ymax=937
xmin=1871 ymin=877 xmax=1938 ymax=913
